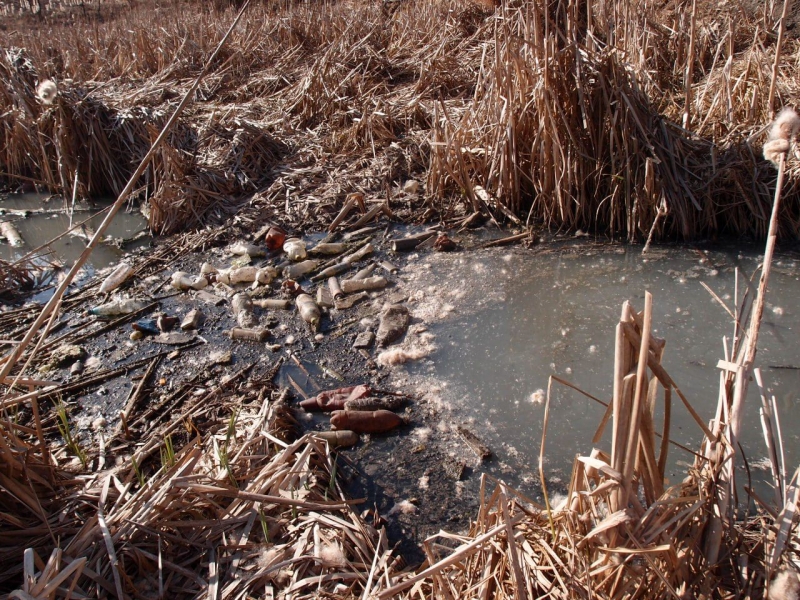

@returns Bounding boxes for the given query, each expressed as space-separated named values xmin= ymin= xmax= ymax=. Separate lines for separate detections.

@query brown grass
xmin=2 ymin=0 xmax=796 ymax=239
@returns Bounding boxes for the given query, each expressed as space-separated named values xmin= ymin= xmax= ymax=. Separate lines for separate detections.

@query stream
xmin=0 ymin=193 xmax=150 ymax=300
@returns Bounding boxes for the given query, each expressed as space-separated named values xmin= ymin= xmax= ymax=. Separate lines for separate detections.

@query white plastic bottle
xmin=283 ymin=238 xmax=307 ymax=261
xmin=99 ymin=263 xmax=134 ymax=294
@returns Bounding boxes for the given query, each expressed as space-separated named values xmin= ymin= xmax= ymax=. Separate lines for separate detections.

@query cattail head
xmin=35 ymin=80 xmax=57 ymax=105
xmin=764 ymin=108 xmax=800 ymax=165
xmin=769 ymin=108 xmax=800 ymax=143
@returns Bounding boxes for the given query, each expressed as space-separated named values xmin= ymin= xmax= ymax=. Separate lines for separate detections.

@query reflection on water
xmin=0 ymin=193 xmax=149 ymax=297
xmin=403 ymin=244 xmax=800 ymax=501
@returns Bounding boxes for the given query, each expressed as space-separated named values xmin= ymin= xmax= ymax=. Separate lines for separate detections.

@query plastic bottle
xmin=99 ymin=263 xmax=134 ymax=294
xmin=252 ymin=298 xmax=291 ymax=310
xmin=341 ymin=243 xmax=373 ymax=265
xmin=296 ymin=294 xmax=320 ymax=330
xmin=283 ymin=260 xmax=318 ymax=279
xmin=229 ymin=327 xmax=270 ymax=342
xmin=310 ymin=242 xmax=346 ymax=255
xmin=89 ymin=298 xmax=147 ymax=317
xmin=216 ymin=266 xmax=272 ymax=285
xmin=229 ymin=242 xmax=266 ymax=257
xmin=232 ymin=293 xmax=258 ymax=328
xmin=171 ymin=271 xmax=208 ymax=291
xmin=283 ymin=238 xmax=307 ymax=261
xmin=340 ymin=276 xmax=388 ymax=293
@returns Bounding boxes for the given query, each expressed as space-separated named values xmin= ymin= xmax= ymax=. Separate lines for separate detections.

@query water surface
xmin=0 ymin=193 xmax=149 ymax=298
xmin=401 ymin=243 xmax=800 ymax=502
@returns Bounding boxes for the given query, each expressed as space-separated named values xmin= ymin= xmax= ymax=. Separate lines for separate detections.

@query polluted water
xmin=397 ymin=244 xmax=800 ymax=503
xmin=0 ymin=193 xmax=150 ymax=280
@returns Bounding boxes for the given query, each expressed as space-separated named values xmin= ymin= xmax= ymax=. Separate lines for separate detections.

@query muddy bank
xmin=0 ymin=206 xmax=546 ymax=564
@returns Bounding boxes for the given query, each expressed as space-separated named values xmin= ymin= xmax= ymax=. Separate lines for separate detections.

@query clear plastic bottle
xmin=99 ymin=262 xmax=134 ymax=294
xmin=296 ymin=294 xmax=320 ymax=330
xmin=283 ymin=260 xmax=318 ymax=279
xmin=89 ymin=298 xmax=147 ymax=317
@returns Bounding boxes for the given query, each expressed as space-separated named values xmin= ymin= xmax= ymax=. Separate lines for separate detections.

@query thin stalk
xmin=767 ymin=0 xmax=792 ymax=119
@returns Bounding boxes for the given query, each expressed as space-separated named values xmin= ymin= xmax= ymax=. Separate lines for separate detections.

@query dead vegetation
xmin=1 ymin=0 xmax=800 ymax=598
xmin=1 ymin=0 xmax=798 ymax=238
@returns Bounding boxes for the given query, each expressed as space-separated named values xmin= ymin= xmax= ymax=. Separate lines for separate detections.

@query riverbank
xmin=2 ymin=0 xmax=800 ymax=240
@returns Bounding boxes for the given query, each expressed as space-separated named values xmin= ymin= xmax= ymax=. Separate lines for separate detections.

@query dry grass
xmin=2 ymin=0 xmax=796 ymax=238
xmin=0 ymin=374 xmax=390 ymax=598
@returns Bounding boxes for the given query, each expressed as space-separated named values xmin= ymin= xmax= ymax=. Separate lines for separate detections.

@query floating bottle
xmin=89 ymin=298 xmax=147 ymax=317
xmin=283 ymin=260 xmax=318 ymax=279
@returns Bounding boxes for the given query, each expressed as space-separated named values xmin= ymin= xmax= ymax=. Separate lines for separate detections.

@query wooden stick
xmin=622 ymin=291 xmax=652 ymax=506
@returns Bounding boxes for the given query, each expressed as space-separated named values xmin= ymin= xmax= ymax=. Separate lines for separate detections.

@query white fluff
xmin=319 ymin=542 xmax=347 ymax=566
xmin=764 ymin=108 xmax=800 ymax=165
xmin=388 ymin=500 xmax=418 ymax=516
xmin=769 ymin=570 xmax=800 ymax=600
xmin=36 ymin=80 xmax=57 ymax=104
xmin=377 ymin=345 xmax=432 ymax=366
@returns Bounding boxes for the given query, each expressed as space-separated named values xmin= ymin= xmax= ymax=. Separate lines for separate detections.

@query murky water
xmin=399 ymin=243 xmax=800 ymax=502
xmin=0 ymin=193 xmax=149 ymax=296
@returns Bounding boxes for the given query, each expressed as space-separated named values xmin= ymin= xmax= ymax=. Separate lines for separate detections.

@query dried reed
xmin=3 ymin=0 xmax=794 ymax=239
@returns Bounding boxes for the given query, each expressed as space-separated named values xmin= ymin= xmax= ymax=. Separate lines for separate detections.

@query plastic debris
xmin=99 ymin=262 xmax=134 ymax=294
xmin=180 ymin=309 xmax=205 ymax=330
xmin=283 ymin=260 xmax=318 ymax=279
xmin=229 ymin=242 xmax=266 ymax=257
xmin=340 ymin=276 xmax=388 ymax=293
xmin=229 ymin=327 xmax=270 ymax=342
xmin=330 ymin=410 xmax=404 ymax=433
xmin=89 ymin=298 xmax=147 ymax=317
xmin=283 ymin=238 xmax=307 ymax=261
xmin=300 ymin=385 xmax=371 ymax=411
xmin=312 ymin=430 xmax=359 ymax=448
xmin=296 ymin=294 xmax=321 ymax=329
xmin=376 ymin=304 xmax=409 ymax=347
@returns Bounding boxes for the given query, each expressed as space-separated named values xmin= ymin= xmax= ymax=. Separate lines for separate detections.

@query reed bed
xmin=0 ymin=376 xmax=391 ymax=598
xmin=2 ymin=0 xmax=797 ymax=238
xmin=363 ymin=291 xmax=798 ymax=599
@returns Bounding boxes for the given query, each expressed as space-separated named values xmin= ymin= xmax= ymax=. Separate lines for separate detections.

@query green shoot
xmin=258 ymin=508 xmax=270 ymax=543
xmin=218 ymin=408 xmax=239 ymax=487
xmin=55 ymin=398 xmax=87 ymax=469
xmin=131 ymin=455 xmax=145 ymax=488
xmin=160 ymin=434 xmax=175 ymax=470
